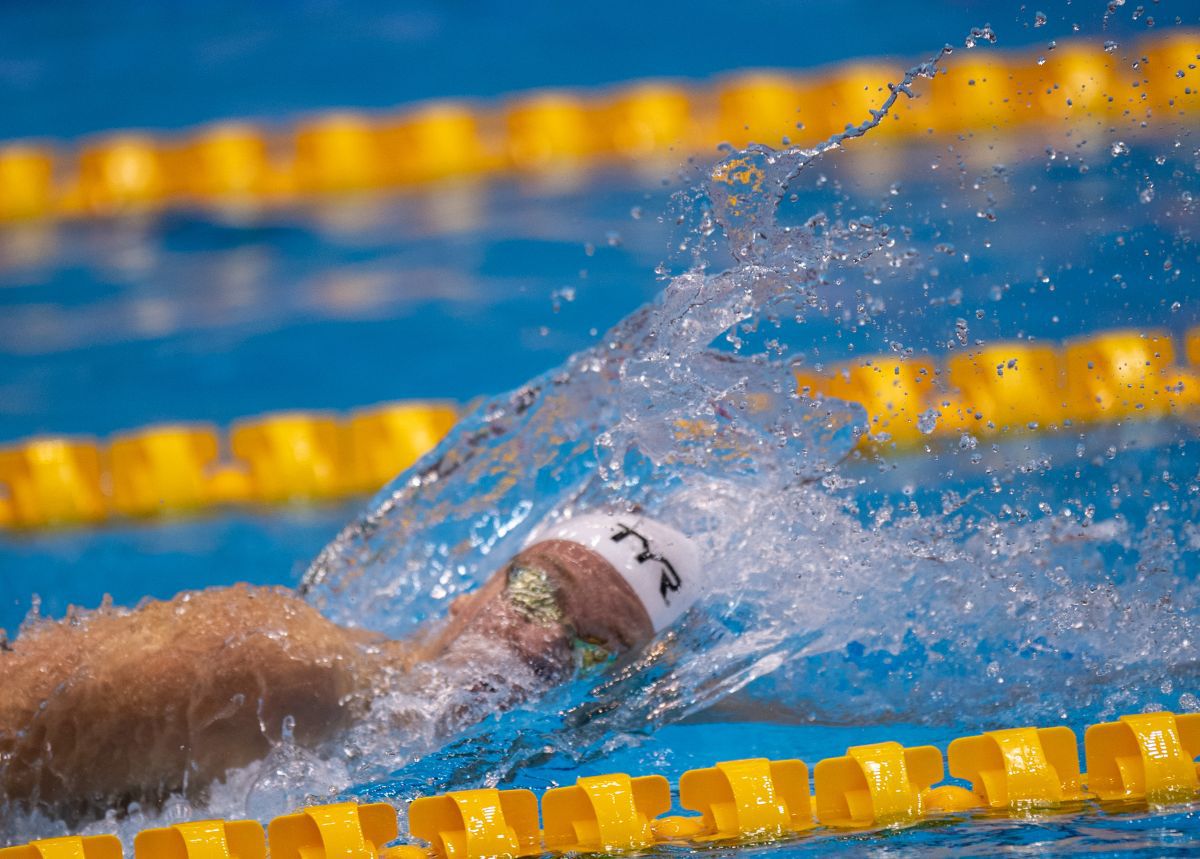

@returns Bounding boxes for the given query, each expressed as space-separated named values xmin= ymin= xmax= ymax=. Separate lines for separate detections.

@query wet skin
xmin=0 ymin=540 xmax=653 ymax=817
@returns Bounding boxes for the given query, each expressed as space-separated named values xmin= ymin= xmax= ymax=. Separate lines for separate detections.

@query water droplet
xmin=1034 ymin=11 xmax=1047 ymax=27
xmin=1110 ymin=140 xmax=1129 ymax=157
xmin=1171 ymin=301 xmax=1182 ymax=313
xmin=1103 ymin=40 xmax=1119 ymax=53
xmin=550 ymin=286 xmax=576 ymax=313
xmin=964 ymin=25 xmax=997 ymax=49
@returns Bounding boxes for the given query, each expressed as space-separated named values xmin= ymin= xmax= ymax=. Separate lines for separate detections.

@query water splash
xmin=302 ymin=46 xmax=957 ymax=628
xmin=295 ymin=41 xmax=1196 ymax=801
xmin=7 ymin=31 xmax=1200 ymax=845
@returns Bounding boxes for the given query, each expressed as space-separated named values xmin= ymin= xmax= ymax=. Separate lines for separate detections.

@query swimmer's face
xmin=432 ymin=540 xmax=655 ymax=672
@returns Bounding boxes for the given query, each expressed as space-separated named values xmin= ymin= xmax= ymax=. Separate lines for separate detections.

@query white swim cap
xmin=536 ymin=511 xmax=704 ymax=632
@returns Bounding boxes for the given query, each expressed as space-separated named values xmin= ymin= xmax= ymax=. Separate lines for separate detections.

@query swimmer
xmin=0 ymin=513 xmax=702 ymax=818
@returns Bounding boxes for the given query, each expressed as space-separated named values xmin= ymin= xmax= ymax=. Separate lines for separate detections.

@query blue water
xmin=0 ymin=1 xmax=1153 ymax=141
xmin=5 ymin=138 xmax=1195 ymax=636
xmin=0 ymin=173 xmax=675 ymax=441
xmin=2 ymin=1 xmax=1199 ymax=854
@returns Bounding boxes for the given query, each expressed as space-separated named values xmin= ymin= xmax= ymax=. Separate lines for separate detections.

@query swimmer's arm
xmin=0 ymin=585 xmax=390 ymax=807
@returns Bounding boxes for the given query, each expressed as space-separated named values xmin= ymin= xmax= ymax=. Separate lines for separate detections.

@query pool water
xmin=5 ymin=134 xmax=1200 ymax=853
xmin=5 ymin=133 xmax=1193 ymax=630
xmin=0 ymin=168 xmax=679 ymax=630
xmin=0 ymin=0 xmax=1133 ymax=141
xmin=2 ymin=1 xmax=1199 ymax=855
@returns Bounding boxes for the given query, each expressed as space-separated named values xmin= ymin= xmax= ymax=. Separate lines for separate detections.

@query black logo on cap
xmin=611 ymin=522 xmax=682 ymax=604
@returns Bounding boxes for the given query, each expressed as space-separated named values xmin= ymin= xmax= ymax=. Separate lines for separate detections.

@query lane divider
xmin=409 ymin=789 xmax=540 ymax=858
xmin=3 ymin=326 xmax=1200 ymax=531
xmin=268 ymin=803 xmax=399 ymax=859
xmin=0 ymin=32 xmax=1195 ymax=224
xmin=0 ymin=402 xmax=458 ymax=530
xmin=796 ymin=325 xmax=1200 ymax=448
xmin=4 ymin=710 xmax=1198 ymax=857
xmin=134 ymin=820 xmax=264 ymax=859
xmin=813 ymin=742 xmax=942 ymax=827
xmin=947 ymin=727 xmax=1085 ymax=808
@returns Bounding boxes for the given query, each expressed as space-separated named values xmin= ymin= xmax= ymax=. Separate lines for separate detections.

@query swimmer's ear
xmin=446 ymin=578 xmax=501 ymax=619
xmin=448 ymin=592 xmax=474 ymax=617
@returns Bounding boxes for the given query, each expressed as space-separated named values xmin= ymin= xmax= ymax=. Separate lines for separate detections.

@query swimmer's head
xmin=533 ymin=512 xmax=705 ymax=634
xmin=432 ymin=513 xmax=704 ymax=672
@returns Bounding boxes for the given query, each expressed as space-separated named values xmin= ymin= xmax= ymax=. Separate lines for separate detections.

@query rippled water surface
xmin=2 ymin=4 xmax=1199 ymax=855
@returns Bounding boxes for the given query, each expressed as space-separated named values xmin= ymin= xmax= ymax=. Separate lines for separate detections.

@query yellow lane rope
xmin=0 ymin=402 xmax=458 ymax=530
xmin=796 ymin=326 xmax=1200 ymax=448
xmin=2 ymin=325 xmax=1199 ymax=531
xmin=4 ymin=709 xmax=1198 ymax=857
xmin=0 ymin=32 xmax=1195 ymax=224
